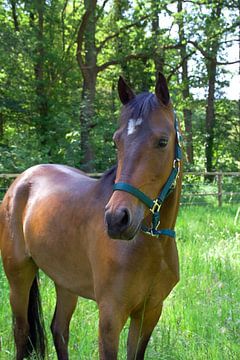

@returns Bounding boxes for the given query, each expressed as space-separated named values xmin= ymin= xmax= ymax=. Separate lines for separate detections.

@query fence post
xmin=217 ymin=173 xmax=222 ymax=207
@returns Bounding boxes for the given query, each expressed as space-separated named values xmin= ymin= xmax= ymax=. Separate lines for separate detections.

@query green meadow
xmin=0 ymin=206 xmax=239 ymax=359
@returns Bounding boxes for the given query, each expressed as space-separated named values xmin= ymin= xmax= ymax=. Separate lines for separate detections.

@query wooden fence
xmin=181 ymin=172 xmax=240 ymax=206
xmin=0 ymin=172 xmax=239 ymax=207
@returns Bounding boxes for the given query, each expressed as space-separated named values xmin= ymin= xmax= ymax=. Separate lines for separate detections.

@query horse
xmin=0 ymin=72 xmax=182 ymax=360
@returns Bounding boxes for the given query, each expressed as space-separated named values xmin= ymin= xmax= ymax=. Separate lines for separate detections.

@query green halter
xmin=113 ymin=114 xmax=182 ymax=239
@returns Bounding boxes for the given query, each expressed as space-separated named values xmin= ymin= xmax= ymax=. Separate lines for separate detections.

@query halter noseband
xmin=113 ymin=113 xmax=182 ymax=239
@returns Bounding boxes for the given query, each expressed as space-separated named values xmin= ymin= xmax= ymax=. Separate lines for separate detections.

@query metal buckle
xmin=150 ymin=199 xmax=162 ymax=214
xmin=176 ymin=131 xmax=182 ymax=147
xmin=144 ymin=228 xmax=159 ymax=237
xmin=150 ymin=229 xmax=159 ymax=237
xmin=173 ymin=158 xmax=181 ymax=185
xmin=173 ymin=158 xmax=180 ymax=168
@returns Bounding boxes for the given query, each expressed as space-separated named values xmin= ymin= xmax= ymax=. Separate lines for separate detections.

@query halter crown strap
xmin=113 ymin=113 xmax=182 ymax=239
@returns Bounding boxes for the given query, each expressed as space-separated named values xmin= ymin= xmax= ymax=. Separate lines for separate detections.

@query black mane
xmin=127 ymin=92 xmax=160 ymax=119
xmin=99 ymin=165 xmax=117 ymax=185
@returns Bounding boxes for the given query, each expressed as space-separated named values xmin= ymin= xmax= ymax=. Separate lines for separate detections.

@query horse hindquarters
xmin=0 ymin=182 xmax=46 ymax=359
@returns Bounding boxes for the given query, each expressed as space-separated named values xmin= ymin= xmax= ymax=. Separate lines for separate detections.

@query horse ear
xmin=118 ymin=76 xmax=135 ymax=105
xmin=155 ymin=72 xmax=170 ymax=106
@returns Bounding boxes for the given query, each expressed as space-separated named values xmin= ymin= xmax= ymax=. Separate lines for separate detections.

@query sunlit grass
xmin=0 ymin=206 xmax=239 ymax=359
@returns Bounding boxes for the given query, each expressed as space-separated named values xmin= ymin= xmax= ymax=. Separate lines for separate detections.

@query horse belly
xmin=32 ymin=242 xmax=95 ymax=300
xmin=24 ymin=204 xmax=95 ymax=299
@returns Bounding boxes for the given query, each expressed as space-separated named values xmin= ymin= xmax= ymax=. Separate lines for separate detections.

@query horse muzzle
xmin=104 ymin=206 xmax=141 ymax=240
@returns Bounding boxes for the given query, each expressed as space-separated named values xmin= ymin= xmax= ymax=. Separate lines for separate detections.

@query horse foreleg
xmin=127 ymin=303 xmax=163 ymax=360
xmin=50 ymin=285 xmax=78 ymax=360
xmin=98 ymin=302 xmax=127 ymax=360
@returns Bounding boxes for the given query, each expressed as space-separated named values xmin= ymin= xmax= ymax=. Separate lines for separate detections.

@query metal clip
xmin=176 ymin=131 xmax=182 ymax=147
xmin=150 ymin=199 xmax=162 ymax=214
xmin=173 ymin=159 xmax=181 ymax=183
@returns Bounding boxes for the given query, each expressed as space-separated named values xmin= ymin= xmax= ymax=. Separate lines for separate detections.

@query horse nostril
xmin=120 ymin=209 xmax=130 ymax=227
xmin=105 ymin=208 xmax=130 ymax=233
xmin=105 ymin=211 xmax=111 ymax=228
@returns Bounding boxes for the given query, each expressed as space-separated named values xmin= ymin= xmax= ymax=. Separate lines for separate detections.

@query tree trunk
xmin=113 ymin=0 xmax=129 ymax=80
xmin=205 ymin=4 xmax=222 ymax=177
xmin=10 ymin=0 xmax=19 ymax=31
xmin=34 ymin=0 xmax=49 ymax=149
xmin=177 ymin=0 xmax=194 ymax=164
xmin=151 ymin=1 xmax=165 ymax=74
xmin=80 ymin=72 xmax=97 ymax=171
xmin=205 ymin=58 xmax=217 ymax=174
xmin=77 ymin=0 xmax=97 ymax=171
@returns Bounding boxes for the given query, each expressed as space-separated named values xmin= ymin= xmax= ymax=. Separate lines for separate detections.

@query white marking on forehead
xmin=127 ymin=117 xmax=143 ymax=135
xmin=136 ymin=118 xmax=143 ymax=126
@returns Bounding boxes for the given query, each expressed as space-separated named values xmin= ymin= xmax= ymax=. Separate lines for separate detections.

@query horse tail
xmin=26 ymin=273 xmax=46 ymax=359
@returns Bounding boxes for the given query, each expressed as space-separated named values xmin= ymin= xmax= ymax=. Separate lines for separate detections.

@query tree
xmin=76 ymin=0 xmax=152 ymax=170
xmin=0 ymin=0 xmax=238 ymax=173
xmin=177 ymin=0 xmax=194 ymax=164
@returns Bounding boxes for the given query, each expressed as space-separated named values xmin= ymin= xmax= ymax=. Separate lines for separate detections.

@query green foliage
xmin=0 ymin=0 xmax=239 ymax=173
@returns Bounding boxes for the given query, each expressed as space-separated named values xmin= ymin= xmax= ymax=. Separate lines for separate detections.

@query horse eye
xmin=158 ymin=138 xmax=168 ymax=148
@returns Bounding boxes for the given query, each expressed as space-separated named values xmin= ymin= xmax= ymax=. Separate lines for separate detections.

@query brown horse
xmin=0 ymin=72 xmax=182 ymax=360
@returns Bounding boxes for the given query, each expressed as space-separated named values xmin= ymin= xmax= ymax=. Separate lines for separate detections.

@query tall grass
xmin=0 ymin=206 xmax=239 ymax=359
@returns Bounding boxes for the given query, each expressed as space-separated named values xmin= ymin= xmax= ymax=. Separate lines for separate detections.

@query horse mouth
xmin=107 ymin=222 xmax=141 ymax=241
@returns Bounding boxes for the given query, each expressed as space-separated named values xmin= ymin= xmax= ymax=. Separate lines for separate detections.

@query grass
xmin=0 ymin=205 xmax=239 ymax=359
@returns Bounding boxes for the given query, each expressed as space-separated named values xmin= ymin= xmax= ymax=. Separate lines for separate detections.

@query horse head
xmin=105 ymin=73 xmax=180 ymax=240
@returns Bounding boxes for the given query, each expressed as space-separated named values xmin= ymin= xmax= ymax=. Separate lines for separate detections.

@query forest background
xmin=0 ymin=0 xmax=239 ymax=174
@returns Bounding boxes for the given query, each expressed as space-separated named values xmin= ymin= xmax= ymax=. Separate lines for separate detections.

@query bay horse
xmin=0 ymin=72 xmax=182 ymax=360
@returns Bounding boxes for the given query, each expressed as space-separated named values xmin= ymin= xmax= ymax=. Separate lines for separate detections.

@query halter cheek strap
xmin=113 ymin=114 xmax=182 ymax=239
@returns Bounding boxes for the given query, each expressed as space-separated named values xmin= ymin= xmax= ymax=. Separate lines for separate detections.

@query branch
xmin=163 ymin=42 xmax=183 ymax=50
xmin=218 ymin=38 xmax=240 ymax=46
xmin=10 ymin=0 xmax=20 ymax=31
xmin=61 ymin=0 xmax=68 ymax=51
xmin=188 ymin=40 xmax=240 ymax=65
xmin=188 ymin=40 xmax=214 ymax=59
xmin=76 ymin=10 xmax=91 ymax=69
xmin=96 ymin=14 xmax=150 ymax=53
xmin=96 ymin=0 xmax=111 ymax=22
xmin=167 ymin=50 xmax=196 ymax=81
xmin=63 ymin=23 xmax=79 ymax=59
xmin=216 ymin=59 xmax=240 ymax=65
xmin=97 ymin=53 xmax=149 ymax=73
xmin=216 ymin=20 xmax=240 ymax=38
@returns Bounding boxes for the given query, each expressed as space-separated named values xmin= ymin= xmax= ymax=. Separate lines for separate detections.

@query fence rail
xmin=0 ymin=172 xmax=239 ymax=207
xmin=181 ymin=172 xmax=240 ymax=206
